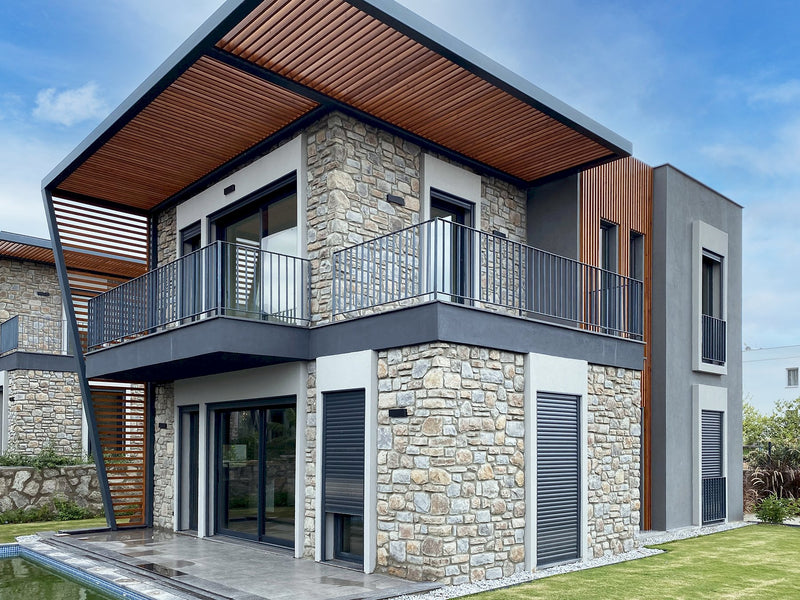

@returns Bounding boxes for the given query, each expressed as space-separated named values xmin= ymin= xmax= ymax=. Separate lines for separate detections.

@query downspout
xmin=42 ymin=187 xmax=118 ymax=530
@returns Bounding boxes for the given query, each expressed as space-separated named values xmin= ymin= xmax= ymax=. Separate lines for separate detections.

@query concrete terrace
xmin=20 ymin=529 xmax=439 ymax=600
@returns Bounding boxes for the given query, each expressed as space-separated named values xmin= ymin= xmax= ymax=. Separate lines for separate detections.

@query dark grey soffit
xmin=0 ymin=352 xmax=78 ymax=373
xmin=84 ymin=303 xmax=644 ymax=382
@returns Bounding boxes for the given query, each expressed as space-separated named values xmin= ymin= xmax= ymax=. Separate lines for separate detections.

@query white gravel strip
xmin=392 ymin=520 xmax=751 ymax=600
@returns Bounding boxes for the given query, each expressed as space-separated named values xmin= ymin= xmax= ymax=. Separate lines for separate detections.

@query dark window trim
xmin=208 ymin=172 xmax=297 ymax=241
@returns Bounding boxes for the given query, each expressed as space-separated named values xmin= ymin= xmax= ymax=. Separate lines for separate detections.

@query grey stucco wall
xmin=650 ymin=165 xmax=743 ymax=530
xmin=526 ymin=174 xmax=579 ymax=259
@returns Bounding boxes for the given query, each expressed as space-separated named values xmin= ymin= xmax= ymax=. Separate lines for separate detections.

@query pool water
xmin=0 ymin=556 xmax=115 ymax=599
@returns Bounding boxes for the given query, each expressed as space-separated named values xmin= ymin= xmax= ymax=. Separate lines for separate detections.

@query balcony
xmin=88 ymin=241 xmax=311 ymax=351
xmin=701 ymin=314 xmax=726 ymax=366
xmin=0 ymin=315 xmax=69 ymax=356
xmin=332 ymin=219 xmax=644 ymax=341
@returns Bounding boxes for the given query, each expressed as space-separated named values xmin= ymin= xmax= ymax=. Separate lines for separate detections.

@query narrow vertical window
xmin=599 ymin=220 xmax=618 ymax=273
xmin=701 ymin=250 xmax=723 ymax=319
xmin=788 ymin=368 xmax=798 ymax=388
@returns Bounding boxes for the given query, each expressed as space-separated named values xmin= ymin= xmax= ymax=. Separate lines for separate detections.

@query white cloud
xmin=748 ymin=79 xmax=800 ymax=105
xmin=701 ymin=118 xmax=800 ymax=178
xmin=32 ymin=82 xmax=108 ymax=127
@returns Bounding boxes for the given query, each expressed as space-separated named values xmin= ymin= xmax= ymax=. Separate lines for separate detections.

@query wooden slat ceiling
xmin=0 ymin=237 xmax=142 ymax=279
xmin=59 ymin=56 xmax=319 ymax=210
xmin=218 ymin=0 xmax=612 ymax=182
xmin=52 ymin=0 xmax=625 ymax=213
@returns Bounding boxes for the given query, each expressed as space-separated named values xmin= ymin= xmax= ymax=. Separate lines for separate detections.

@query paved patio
xmin=32 ymin=528 xmax=439 ymax=600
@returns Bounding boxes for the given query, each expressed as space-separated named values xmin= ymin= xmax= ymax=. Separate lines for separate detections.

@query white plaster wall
xmin=175 ymin=135 xmax=307 ymax=257
xmin=524 ymin=353 xmax=589 ymax=570
xmin=315 ymin=350 xmax=378 ymax=573
xmin=742 ymin=346 xmax=800 ymax=414
xmin=421 ymin=154 xmax=482 ymax=227
xmin=172 ymin=361 xmax=308 ymax=554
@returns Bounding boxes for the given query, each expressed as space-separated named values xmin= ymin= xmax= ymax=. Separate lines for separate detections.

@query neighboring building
xmin=41 ymin=0 xmax=742 ymax=585
xmin=0 ymin=231 xmax=85 ymax=455
xmin=742 ymin=346 xmax=800 ymax=414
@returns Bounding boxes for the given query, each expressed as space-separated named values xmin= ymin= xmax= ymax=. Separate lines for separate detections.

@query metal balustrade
xmin=332 ymin=218 xmax=644 ymax=340
xmin=88 ymin=241 xmax=311 ymax=350
xmin=702 ymin=314 xmax=726 ymax=365
xmin=702 ymin=476 xmax=726 ymax=523
xmin=0 ymin=315 xmax=70 ymax=356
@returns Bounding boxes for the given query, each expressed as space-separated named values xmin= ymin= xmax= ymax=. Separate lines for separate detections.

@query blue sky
xmin=1 ymin=1 xmax=798 ymax=349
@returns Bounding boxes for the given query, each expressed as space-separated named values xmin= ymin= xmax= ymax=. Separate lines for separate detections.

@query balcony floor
xmin=85 ymin=302 xmax=645 ymax=382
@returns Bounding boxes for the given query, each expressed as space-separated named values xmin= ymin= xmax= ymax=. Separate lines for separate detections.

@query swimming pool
xmin=0 ymin=543 xmax=151 ymax=599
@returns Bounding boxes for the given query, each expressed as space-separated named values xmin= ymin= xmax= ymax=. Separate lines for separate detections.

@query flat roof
xmin=44 ymin=0 xmax=632 ymax=213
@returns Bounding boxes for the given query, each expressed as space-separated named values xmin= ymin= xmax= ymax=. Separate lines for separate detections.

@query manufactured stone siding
xmin=303 ymin=361 xmax=317 ymax=558
xmin=0 ymin=465 xmax=102 ymax=514
xmin=157 ymin=207 xmax=178 ymax=267
xmin=306 ymin=112 xmax=421 ymax=323
xmin=6 ymin=370 xmax=83 ymax=455
xmin=376 ymin=343 xmax=525 ymax=585
xmin=586 ymin=365 xmax=641 ymax=557
xmin=152 ymin=383 xmax=175 ymax=529
xmin=0 ymin=258 xmax=62 ymax=322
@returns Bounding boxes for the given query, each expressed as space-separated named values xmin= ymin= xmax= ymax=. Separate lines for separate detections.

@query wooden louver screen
xmin=91 ymin=381 xmax=148 ymax=527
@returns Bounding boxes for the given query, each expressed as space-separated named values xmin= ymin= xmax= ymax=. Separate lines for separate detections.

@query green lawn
xmin=0 ymin=517 xmax=108 ymax=543
xmin=470 ymin=525 xmax=800 ymax=600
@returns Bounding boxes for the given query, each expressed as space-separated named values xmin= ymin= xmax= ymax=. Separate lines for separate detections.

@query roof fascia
xmin=0 ymin=231 xmax=52 ymax=249
xmin=348 ymin=0 xmax=632 ymax=157
xmin=42 ymin=0 xmax=265 ymax=193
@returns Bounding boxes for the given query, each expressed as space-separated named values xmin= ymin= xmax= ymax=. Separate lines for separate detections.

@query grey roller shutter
xmin=701 ymin=410 xmax=723 ymax=478
xmin=323 ymin=390 xmax=365 ymax=516
xmin=537 ymin=392 xmax=580 ymax=566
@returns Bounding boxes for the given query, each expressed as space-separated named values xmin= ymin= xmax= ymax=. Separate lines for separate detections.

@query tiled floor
xmin=39 ymin=528 xmax=438 ymax=600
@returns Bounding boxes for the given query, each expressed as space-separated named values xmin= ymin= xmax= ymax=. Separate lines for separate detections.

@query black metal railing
xmin=702 ymin=476 xmax=726 ymax=523
xmin=0 ymin=315 xmax=70 ymax=356
xmin=88 ymin=240 xmax=311 ymax=350
xmin=332 ymin=218 xmax=644 ymax=340
xmin=702 ymin=314 xmax=726 ymax=365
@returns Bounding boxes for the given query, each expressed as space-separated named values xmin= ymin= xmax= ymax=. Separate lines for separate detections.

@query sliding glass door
xmin=216 ymin=401 xmax=296 ymax=548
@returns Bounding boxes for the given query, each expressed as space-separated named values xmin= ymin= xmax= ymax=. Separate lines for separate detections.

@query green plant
xmin=0 ymin=443 xmax=91 ymax=470
xmin=53 ymin=498 xmax=95 ymax=521
xmin=755 ymin=493 xmax=792 ymax=524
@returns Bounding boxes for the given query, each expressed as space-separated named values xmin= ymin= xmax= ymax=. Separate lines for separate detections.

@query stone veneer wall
xmin=0 ymin=465 xmax=102 ymax=514
xmin=156 ymin=208 xmax=178 ymax=267
xmin=306 ymin=112 xmax=422 ymax=324
xmin=152 ymin=383 xmax=175 ymax=528
xmin=0 ymin=258 xmax=62 ymax=322
xmin=375 ymin=343 xmax=526 ymax=585
xmin=303 ymin=361 xmax=318 ymax=558
xmin=586 ymin=365 xmax=641 ymax=557
xmin=6 ymin=370 xmax=83 ymax=455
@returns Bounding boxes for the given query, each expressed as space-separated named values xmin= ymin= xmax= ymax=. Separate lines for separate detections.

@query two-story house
xmin=41 ymin=0 xmax=742 ymax=585
xmin=0 ymin=231 xmax=85 ymax=456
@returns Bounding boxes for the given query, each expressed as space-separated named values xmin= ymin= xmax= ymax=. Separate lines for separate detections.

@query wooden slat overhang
xmin=45 ymin=0 xmax=631 ymax=215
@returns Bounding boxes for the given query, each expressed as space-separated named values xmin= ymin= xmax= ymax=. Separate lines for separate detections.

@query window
xmin=599 ymin=220 xmax=618 ymax=273
xmin=629 ymin=231 xmax=644 ymax=281
xmin=788 ymin=368 xmax=799 ymax=388
xmin=701 ymin=250 xmax=723 ymax=319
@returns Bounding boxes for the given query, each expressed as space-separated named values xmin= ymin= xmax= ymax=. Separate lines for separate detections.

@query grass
xmin=0 ymin=517 xmax=108 ymax=543
xmin=468 ymin=525 xmax=800 ymax=600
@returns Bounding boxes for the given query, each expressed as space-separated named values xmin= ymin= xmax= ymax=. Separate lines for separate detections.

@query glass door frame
xmin=211 ymin=396 xmax=297 ymax=549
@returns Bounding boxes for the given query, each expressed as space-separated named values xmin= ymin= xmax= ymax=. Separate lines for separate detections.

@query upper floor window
xmin=788 ymin=368 xmax=798 ymax=388
xmin=701 ymin=250 xmax=723 ymax=319
xmin=599 ymin=220 xmax=618 ymax=272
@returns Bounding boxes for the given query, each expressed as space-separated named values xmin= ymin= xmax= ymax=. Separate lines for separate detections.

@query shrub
xmin=755 ymin=493 xmax=793 ymax=524
xmin=0 ymin=498 xmax=99 ymax=525
xmin=0 ymin=444 xmax=91 ymax=470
